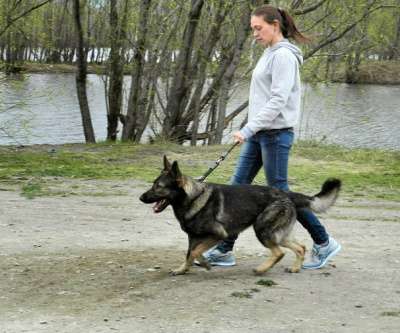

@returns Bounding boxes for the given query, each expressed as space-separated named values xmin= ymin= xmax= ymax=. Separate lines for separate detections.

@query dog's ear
xmin=170 ymin=161 xmax=182 ymax=179
xmin=163 ymin=155 xmax=172 ymax=171
xmin=171 ymin=161 xmax=185 ymax=188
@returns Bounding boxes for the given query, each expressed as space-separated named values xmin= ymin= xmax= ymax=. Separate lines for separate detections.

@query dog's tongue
xmin=153 ymin=199 xmax=166 ymax=213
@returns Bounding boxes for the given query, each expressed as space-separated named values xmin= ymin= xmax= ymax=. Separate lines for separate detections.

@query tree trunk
xmin=121 ymin=0 xmax=152 ymax=142
xmin=389 ymin=12 xmax=400 ymax=60
xmin=106 ymin=0 xmax=128 ymax=141
xmin=161 ymin=0 xmax=205 ymax=142
xmin=345 ymin=0 xmax=373 ymax=83
xmin=213 ymin=3 xmax=253 ymax=144
xmin=189 ymin=2 xmax=232 ymax=146
xmin=73 ymin=0 xmax=96 ymax=143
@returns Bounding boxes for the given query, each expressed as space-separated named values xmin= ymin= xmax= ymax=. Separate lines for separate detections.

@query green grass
xmin=0 ymin=141 xmax=399 ymax=201
xmin=21 ymin=182 xmax=44 ymax=199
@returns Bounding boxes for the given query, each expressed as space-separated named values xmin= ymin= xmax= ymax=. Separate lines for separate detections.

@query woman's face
xmin=250 ymin=15 xmax=280 ymax=47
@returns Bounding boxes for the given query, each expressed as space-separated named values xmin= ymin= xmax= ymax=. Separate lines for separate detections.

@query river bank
xmin=1 ymin=60 xmax=400 ymax=85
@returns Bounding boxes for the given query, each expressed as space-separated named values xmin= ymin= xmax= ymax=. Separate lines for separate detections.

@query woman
xmin=204 ymin=5 xmax=341 ymax=270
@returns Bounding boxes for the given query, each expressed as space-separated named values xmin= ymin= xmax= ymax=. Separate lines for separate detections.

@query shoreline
xmin=1 ymin=61 xmax=400 ymax=85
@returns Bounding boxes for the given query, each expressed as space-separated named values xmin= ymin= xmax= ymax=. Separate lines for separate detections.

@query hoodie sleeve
xmin=240 ymin=49 xmax=298 ymax=139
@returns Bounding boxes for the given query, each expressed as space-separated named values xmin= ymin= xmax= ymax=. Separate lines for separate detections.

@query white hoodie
xmin=240 ymin=39 xmax=303 ymax=139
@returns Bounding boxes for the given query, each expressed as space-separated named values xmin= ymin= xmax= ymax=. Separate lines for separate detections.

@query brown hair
xmin=252 ymin=5 xmax=310 ymax=44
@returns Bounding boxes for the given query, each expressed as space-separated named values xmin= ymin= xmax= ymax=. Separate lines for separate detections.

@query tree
xmin=106 ymin=0 xmax=129 ymax=141
xmin=121 ymin=0 xmax=152 ymax=142
xmin=73 ymin=0 xmax=96 ymax=143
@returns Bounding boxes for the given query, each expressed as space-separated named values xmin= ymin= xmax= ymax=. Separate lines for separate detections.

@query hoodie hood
xmin=267 ymin=39 xmax=303 ymax=65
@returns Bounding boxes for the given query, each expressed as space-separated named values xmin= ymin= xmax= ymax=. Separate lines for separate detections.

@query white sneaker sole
xmin=193 ymin=259 xmax=236 ymax=267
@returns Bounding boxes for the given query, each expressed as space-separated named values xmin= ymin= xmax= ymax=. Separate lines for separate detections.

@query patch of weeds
xmin=381 ymin=311 xmax=400 ymax=317
xmin=230 ymin=291 xmax=253 ymax=299
xmin=256 ymin=279 xmax=278 ymax=287
xmin=230 ymin=288 xmax=261 ymax=299
xmin=21 ymin=182 xmax=44 ymax=199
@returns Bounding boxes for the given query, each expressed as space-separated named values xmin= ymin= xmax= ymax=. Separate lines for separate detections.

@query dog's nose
xmin=139 ymin=193 xmax=146 ymax=202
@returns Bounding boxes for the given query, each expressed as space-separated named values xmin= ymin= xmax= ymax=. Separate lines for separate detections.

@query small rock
xmin=131 ymin=291 xmax=143 ymax=296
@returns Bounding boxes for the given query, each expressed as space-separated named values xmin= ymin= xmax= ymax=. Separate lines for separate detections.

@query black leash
xmin=197 ymin=141 xmax=240 ymax=182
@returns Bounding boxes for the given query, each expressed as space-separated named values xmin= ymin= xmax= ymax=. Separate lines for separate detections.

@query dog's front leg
xmin=170 ymin=238 xmax=194 ymax=276
xmin=170 ymin=237 xmax=219 ymax=275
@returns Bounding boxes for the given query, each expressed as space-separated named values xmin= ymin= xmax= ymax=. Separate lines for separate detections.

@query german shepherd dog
xmin=140 ymin=156 xmax=341 ymax=276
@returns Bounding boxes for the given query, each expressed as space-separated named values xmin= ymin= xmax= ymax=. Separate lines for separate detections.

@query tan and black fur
xmin=140 ymin=156 xmax=341 ymax=276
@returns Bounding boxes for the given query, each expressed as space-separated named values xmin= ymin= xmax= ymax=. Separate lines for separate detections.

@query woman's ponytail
xmin=253 ymin=5 xmax=310 ymax=44
xmin=278 ymin=8 xmax=310 ymax=44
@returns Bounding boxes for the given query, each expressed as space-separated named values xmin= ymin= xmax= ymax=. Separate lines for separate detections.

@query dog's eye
xmin=156 ymin=182 xmax=167 ymax=189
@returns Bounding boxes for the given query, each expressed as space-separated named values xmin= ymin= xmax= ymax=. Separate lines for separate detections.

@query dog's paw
xmin=196 ymin=259 xmax=212 ymax=271
xmin=169 ymin=268 xmax=187 ymax=276
xmin=285 ymin=267 xmax=300 ymax=273
xmin=252 ymin=268 xmax=266 ymax=276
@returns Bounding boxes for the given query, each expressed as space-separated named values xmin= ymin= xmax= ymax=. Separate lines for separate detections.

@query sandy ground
xmin=1 ymin=179 xmax=400 ymax=333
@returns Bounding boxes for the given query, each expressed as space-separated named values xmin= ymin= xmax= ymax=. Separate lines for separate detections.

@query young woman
xmin=204 ymin=5 xmax=341 ymax=270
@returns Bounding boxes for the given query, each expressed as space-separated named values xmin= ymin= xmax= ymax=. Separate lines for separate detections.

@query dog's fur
xmin=140 ymin=156 xmax=341 ymax=275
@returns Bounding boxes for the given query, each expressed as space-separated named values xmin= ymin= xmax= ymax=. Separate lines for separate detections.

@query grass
xmin=380 ymin=311 xmax=400 ymax=317
xmin=255 ymin=279 xmax=278 ymax=287
xmin=21 ymin=182 xmax=44 ymax=199
xmin=0 ymin=141 xmax=399 ymax=201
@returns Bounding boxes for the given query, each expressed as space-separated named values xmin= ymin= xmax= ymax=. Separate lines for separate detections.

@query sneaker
xmin=195 ymin=246 xmax=236 ymax=267
xmin=302 ymin=237 xmax=341 ymax=270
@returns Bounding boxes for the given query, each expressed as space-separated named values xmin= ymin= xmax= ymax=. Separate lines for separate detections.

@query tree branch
xmin=0 ymin=0 xmax=54 ymax=37
xmin=292 ymin=0 xmax=329 ymax=15
xmin=305 ymin=5 xmax=399 ymax=59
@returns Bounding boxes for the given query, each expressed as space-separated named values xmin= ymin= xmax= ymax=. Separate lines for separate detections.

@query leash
xmin=197 ymin=141 xmax=240 ymax=182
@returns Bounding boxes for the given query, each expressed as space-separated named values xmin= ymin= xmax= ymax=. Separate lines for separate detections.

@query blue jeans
xmin=218 ymin=129 xmax=329 ymax=252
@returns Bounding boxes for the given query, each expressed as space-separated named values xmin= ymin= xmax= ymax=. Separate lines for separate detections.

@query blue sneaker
xmin=302 ymin=237 xmax=341 ymax=270
xmin=196 ymin=246 xmax=236 ymax=267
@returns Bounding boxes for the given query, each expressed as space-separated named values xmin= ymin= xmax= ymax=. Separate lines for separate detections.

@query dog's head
xmin=139 ymin=156 xmax=185 ymax=213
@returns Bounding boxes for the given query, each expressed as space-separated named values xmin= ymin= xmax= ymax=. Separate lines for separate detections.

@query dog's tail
xmin=288 ymin=178 xmax=341 ymax=213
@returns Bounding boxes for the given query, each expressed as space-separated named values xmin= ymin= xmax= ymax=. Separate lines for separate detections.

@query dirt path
xmin=1 ymin=180 xmax=400 ymax=333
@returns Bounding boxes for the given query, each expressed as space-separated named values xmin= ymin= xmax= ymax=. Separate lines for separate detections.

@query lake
xmin=0 ymin=73 xmax=399 ymax=150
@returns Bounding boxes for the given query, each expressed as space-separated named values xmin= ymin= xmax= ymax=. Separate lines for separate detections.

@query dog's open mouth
xmin=152 ymin=199 xmax=170 ymax=213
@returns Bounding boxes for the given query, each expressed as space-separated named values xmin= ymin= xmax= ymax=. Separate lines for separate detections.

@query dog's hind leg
xmin=281 ymin=239 xmax=306 ymax=273
xmin=253 ymin=245 xmax=285 ymax=275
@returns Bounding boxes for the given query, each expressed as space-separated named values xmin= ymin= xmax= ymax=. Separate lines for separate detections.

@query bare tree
xmin=161 ymin=0 xmax=205 ymax=142
xmin=389 ymin=9 xmax=400 ymax=60
xmin=106 ymin=0 xmax=129 ymax=141
xmin=121 ymin=0 xmax=152 ymax=142
xmin=73 ymin=0 xmax=96 ymax=143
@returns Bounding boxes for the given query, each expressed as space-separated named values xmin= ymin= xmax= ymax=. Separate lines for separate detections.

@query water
xmin=1 ymin=73 xmax=399 ymax=150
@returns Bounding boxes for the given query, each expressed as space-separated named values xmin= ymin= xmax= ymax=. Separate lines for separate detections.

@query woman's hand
xmin=233 ymin=131 xmax=245 ymax=144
